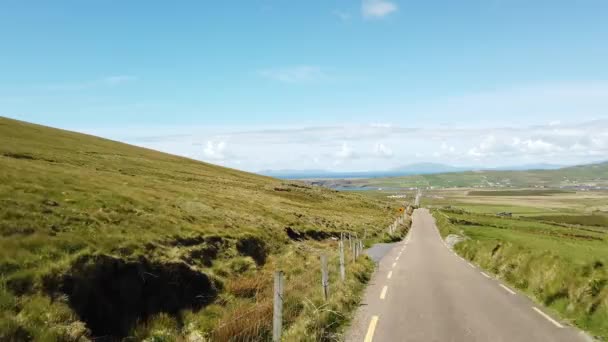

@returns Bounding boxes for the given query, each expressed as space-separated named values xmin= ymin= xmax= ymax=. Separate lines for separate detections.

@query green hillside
xmin=0 ymin=117 xmax=400 ymax=340
xmin=330 ymin=162 xmax=608 ymax=189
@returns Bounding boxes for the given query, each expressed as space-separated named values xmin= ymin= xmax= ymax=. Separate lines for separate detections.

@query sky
xmin=1 ymin=0 xmax=608 ymax=172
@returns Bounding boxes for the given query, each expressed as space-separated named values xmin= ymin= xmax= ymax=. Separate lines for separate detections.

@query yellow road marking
xmin=364 ymin=316 xmax=379 ymax=342
xmin=380 ymin=285 xmax=388 ymax=299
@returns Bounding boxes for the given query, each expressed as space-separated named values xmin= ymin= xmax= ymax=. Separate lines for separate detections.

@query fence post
xmin=351 ymin=235 xmax=356 ymax=262
xmin=273 ymin=271 xmax=283 ymax=342
xmin=321 ymin=254 xmax=329 ymax=300
xmin=348 ymin=232 xmax=352 ymax=249
xmin=339 ymin=240 xmax=345 ymax=282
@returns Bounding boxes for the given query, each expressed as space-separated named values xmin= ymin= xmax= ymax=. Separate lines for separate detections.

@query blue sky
xmin=2 ymin=1 xmax=608 ymax=171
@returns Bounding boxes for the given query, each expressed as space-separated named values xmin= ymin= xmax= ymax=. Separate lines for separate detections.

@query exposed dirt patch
xmin=286 ymin=183 xmax=312 ymax=189
xmin=236 ymin=236 xmax=268 ymax=265
xmin=491 ymin=243 xmax=502 ymax=257
xmin=169 ymin=235 xmax=206 ymax=247
xmin=44 ymin=254 xmax=219 ymax=339
xmin=2 ymin=152 xmax=35 ymax=160
xmin=186 ymin=237 xmax=228 ymax=267
xmin=284 ymin=227 xmax=341 ymax=241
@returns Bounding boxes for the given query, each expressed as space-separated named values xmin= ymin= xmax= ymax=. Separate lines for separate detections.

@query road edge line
xmin=499 ymin=284 xmax=516 ymax=295
xmin=532 ymin=307 xmax=564 ymax=328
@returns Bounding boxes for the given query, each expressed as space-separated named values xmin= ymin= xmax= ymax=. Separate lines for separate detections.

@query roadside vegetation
xmin=0 ymin=117 xmax=404 ymax=340
xmin=427 ymin=191 xmax=608 ymax=340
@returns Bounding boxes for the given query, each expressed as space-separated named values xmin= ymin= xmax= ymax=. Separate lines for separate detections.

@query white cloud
xmin=258 ymin=66 xmax=327 ymax=83
xmin=336 ymin=142 xmax=358 ymax=160
xmin=77 ymin=119 xmax=608 ymax=173
xmin=203 ymin=141 xmax=227 ymax=160
xmin=373 ymin=142 xmax=393 ymax=158
xmin=440 ymin=142 xmax=455 ymax=153
xmin=362 ymin=0 xmax=398 ymax=19
xmin=512 ymin=138 xmax=562 ymax=155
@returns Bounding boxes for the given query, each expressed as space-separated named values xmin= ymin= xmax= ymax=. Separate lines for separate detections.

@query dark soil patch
xmin=2 ymin=152 xmax=35 ymax=160
xmin=491 ymin=243 xmax=502 ymax=257
xmin=169 ymin=235 xmax=206 ymax=247
xmin=187 ymin=242 xmax=223 ymax=267
xmin=286 ymin=183 xmax=312 ymax=189
xmin=544 ymin=288 xmax=569 ymax=306
xmin=44 ymin=254 xmax=218 ymax=340
xmin=284 ymin=227 xmax=341 ymax=241
xmin=236 ymin=236 xmax=268 ymax=265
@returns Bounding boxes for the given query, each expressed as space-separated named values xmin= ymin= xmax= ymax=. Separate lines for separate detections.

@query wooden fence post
xmin=352 ymin=235 xmax=356 ymax=262
xmin=339 ymin=240 xmax=345 ymax=282
xmin=321 ymin=254 xmax=329 ymax=300
xmin=273 ymin=271 xmax=283 ymax=342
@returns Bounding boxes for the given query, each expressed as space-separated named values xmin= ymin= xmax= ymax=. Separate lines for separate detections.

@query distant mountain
xmin=258 ymin=169 xmax=408 ymax=179
xmin=259 ymin=162 xmax=570 ymax=180
xmin=391 ymin=163 xmax=469 ymax=174
xmin=259 ymin=169 xmax=328 ymax=178
xmin=487 ymin=163 xmax=564 ymax=171
xmin=327 ymin=161 xmax=608 ymax=189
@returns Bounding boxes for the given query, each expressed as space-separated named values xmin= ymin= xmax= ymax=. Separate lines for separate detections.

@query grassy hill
xmin=319 ymin=162 xmax=608 ymax=189
xmin=0 ymin=117 xmax=402 ymax=340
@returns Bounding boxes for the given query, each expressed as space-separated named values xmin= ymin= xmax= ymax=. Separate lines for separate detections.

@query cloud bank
xmin=83 ymin=119 xmax=608 ymax=173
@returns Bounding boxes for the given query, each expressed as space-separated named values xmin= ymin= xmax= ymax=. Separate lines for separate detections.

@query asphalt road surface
xmin=346 ymin=209 xmax=592 ymax=342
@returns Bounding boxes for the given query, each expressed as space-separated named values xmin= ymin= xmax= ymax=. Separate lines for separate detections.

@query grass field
xmin=466 ymin=189 xmax=573 ymax=196
xmin=423 ymin=189 xmax=608 ymax=339
xmin=0 ymin=117 xmax=407 ymax=341
xmin=315 ymin=162 xmax=608 ymax=189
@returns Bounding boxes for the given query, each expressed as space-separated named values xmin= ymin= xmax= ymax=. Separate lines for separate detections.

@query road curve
xmin=345 ymin=208 xmax=591 ymax=342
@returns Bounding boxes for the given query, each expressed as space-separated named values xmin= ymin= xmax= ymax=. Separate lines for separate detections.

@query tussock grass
xmin=0 ymin=117 xmax=397 ymax=340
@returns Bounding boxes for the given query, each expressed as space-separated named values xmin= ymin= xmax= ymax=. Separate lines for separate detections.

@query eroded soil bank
xmin=45 ymin=255 xmax=219 ymax=339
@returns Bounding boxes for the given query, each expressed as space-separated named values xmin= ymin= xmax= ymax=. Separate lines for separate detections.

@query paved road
xmin=346 ymin=209 xmax=592 ymax=342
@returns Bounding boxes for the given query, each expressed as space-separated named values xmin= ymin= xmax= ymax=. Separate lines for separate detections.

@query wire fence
xmin=206 ymin=211 xmax=413 ymax=341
